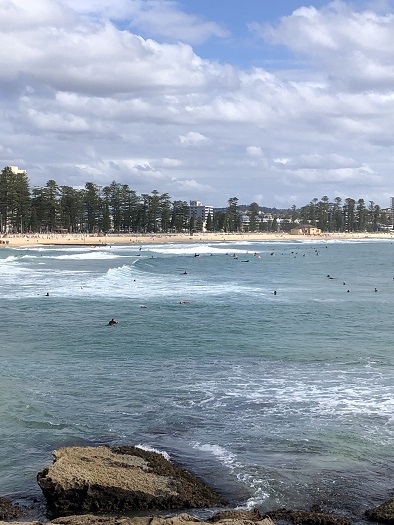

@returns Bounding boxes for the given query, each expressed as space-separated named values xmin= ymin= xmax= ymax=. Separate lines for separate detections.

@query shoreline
xmin=1 ymin=231 xmax=394 ymax=247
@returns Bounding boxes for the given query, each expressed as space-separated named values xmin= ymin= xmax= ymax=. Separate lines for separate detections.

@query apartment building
xmin=189 ymin=200 xmax=213 ymax=232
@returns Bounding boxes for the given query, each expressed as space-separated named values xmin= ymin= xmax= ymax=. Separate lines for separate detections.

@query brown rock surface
xmin=0 ymin=523 xmax=41 ymax=525
xmin=37 ymin=446 xmax=225 ymax=518
xmin=366 ymin=498 xmax=394 ymax=523
xmin=208 ymin=509 xmax=263 ymax=522
xmin=0 ymin=510 xmax=275 ymax=525
xmin=0 ymin=496 xmax=23 ymax=520
xmin=263 ymin=509 xmax=351 ymax=525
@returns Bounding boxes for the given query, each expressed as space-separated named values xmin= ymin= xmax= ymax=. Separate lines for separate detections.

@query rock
xmin=0 ymin=496 xmax=23 ymax=520
xmin=207 ymin=510 xmax=273 ymax=525
xmin=37 ymin=446 xmax=225 ymax=518
xmin=208 ymin=509 xmax=263 ymax=522
xmin=0 ymin=510 xmax=275 ymax=525
xmin=366 ymin=498 xmax=394 ymax=523
xmin=0 ymin=523 xmax=41 ymax=525
xmin=51 ymin=512 xmax=200 ymax=525
xmin=263 ymin=508 xmax=351 ymax=525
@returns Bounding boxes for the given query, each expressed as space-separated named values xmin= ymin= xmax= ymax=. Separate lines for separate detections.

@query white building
xmin=391 ymin=197 xmax=394 ymax=228
xmin=9 ymin=166 xmax=27 ymax=175
xmin=189 ymin=200 xmax=213 ymax=232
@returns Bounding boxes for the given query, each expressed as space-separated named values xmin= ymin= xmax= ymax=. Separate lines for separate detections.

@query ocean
xmin=0 ymin=239 xmax=393 ymax=521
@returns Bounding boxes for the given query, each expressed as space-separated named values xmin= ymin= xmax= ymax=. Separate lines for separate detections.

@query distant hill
xmin=214 ymin=205 xmax=294 ymax=214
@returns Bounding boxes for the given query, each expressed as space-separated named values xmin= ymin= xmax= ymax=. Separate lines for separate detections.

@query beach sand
xmin=1 ymin=231 xmax=394 ymax=247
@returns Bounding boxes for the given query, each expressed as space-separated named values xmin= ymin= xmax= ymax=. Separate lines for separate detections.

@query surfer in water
xmin=108 ymin=318 xmax=119 ymax=326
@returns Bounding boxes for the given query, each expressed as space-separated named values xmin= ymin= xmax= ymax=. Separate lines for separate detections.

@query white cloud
xmin=1 ymin=0 xmax=394 ymax=207
xmin=179 ymin=131 xmax=210 ymax=145
xmin=25 ymin=108 xmax=91 ymax=132
xmin=274 ymin=158 xmax=290 ymax=165
xmin=275 ymin=153 xmax=360 ymax=171
xmin=162 ymin=158 xmax=182 ymax=167
xmin=258 ymin=1 xmax=394 ymax=92
xmin=0 ymin=0 xmax=77 ymax=31
xmin=170 ymin=177 xmax=214 ymax=193
xmin=246 ymin=146 xmax=263 ymax=157
xmin=128 ymin=1 xmax=229 ymax=44
xmin=59 ymin=0 xmax=228 ymax=44
xmin=0 ymin=12 xmax=231 ymax=97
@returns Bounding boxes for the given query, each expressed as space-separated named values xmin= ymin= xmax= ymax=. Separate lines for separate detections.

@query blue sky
xmin=1 ymin=0 xmax=394 ymax=207
xmin=128 ymin=0 xmax=333 ymax=67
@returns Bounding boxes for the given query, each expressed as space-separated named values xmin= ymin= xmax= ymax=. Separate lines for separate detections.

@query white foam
xmin=244 ymin=489 xmax=270 ymax=507
xmin=191 ymin=442 xmax=241 ymax=471
xmin=142 ymin=243 xmax=247 ymax=255
xmin=191 ymin=441 xmax=269 ymax=506
xmin=62 ymin=261 xmax=262 ymax=300
xmin=3 ymin=254 xmax=40 ymax=262
xmin=17 ymin=246 xmax=96 ymax=252
xmin=225 ymin=370 xmax=394 ymax=421
xmin=51 ymin=251 xmax=123 ymax=260
xmin=136 ymin=444 xmax=171 ymax=460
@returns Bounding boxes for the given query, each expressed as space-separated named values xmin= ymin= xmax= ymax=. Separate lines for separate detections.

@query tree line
xmin=212 ymin=197 xmax=389 ymax=233
xmin=297 ymin=196 xmax=388 ymax=232
xmin=0 ymin=167 xmax=192 ymax=234
xmin=0 ymin=167 xmax=390 ymax=234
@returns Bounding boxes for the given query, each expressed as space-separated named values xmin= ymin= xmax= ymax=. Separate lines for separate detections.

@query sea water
xmin=0 ymin=239 xmax=393 ymax=521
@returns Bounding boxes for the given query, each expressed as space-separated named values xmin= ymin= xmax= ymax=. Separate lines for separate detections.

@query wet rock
xmin=366 ymin=498 xmax=394 ymax=523
xmin=37 ymin=446 xmax=225 ymax=518
xmin=0 ymin=496 xmax=23 ymax=520
xmin=263 ymin=508 xmax=351 ymax=525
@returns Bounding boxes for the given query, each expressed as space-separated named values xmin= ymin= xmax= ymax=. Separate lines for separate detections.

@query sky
xmin=1 ymin=0 xmax=394 ymax=208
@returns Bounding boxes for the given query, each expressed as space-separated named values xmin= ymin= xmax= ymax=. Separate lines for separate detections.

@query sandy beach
xmin=0 ymin=231 xmax=394 ymax=247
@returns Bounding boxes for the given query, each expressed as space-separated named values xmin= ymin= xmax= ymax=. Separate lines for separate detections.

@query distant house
xmin=290 ymin=224 xmax=322 ymax=235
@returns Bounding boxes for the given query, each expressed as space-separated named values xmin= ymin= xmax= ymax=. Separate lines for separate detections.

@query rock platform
xmin=37 ymin=446 xmax=225 ymax=518
xmin=1 ymin=445 xmax=393 ymax=525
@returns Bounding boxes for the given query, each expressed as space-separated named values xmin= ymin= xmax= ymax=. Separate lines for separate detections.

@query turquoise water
xmin=0 ymin=239 xmax=393 ymax=520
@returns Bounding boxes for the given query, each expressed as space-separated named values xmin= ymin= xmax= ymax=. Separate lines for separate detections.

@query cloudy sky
xmin=1 ymin=0 xmax=394 ymax=207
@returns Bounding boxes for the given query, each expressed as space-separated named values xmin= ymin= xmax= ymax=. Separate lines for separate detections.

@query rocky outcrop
xmin=37 ymin=446 xmax=225 ymax=518
xmin=0 ymin=497 xmax=23 ymax=520
xmin=263 ymin=509 xmax=351 ymax=525
xmin=52 ymin=511 xmax=274 ymax=525
xmin=366 ymin=498 xmax=394 ymax=523
xmin=0 ymin=510 xmax=276 ymax=525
